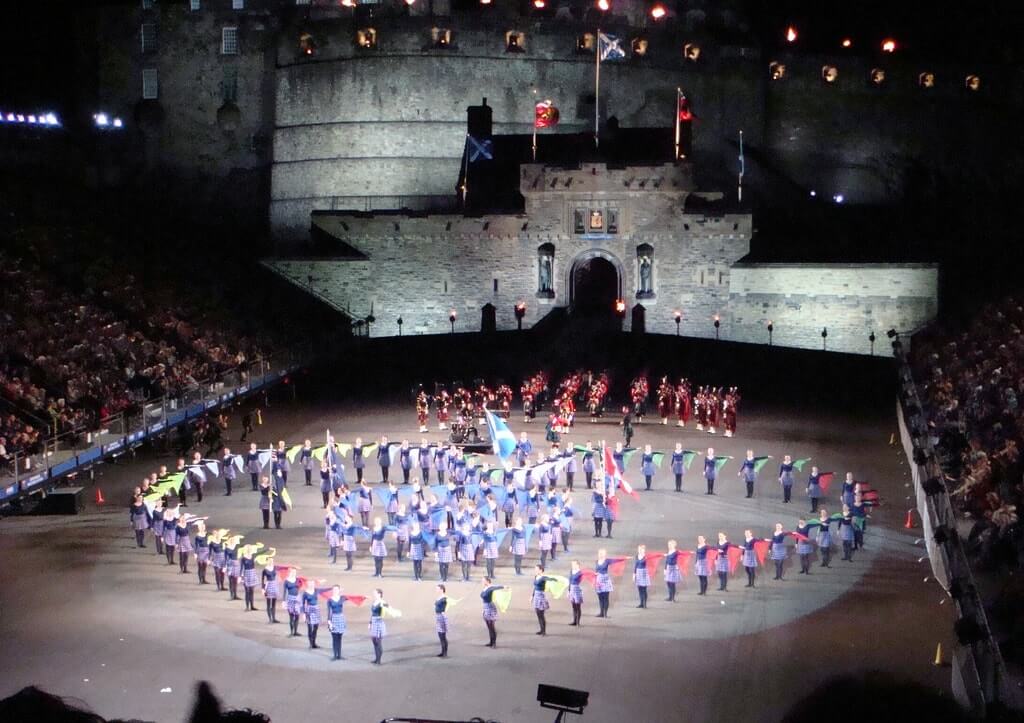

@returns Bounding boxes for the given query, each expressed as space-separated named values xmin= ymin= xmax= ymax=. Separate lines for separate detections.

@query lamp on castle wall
xmin=767 ymin=320 xmax=774 ymax=346
xmin=869 ymin=331 xmax=876 ymax=355
xmin=449 ymin=310 xmax=457 ymax=334
xmin=821 ymin=327 xmax=828 ymax=350
xmin=514 ymin=302 xmax=527 ymax=331
xmin=397 ymin=316 xmax=403 ymax=336
xmin=673 ymin=310 xmax=681 ymax=336
xmin=614 ymin=299 xmax=626 ymax=318
xmin=713 ymin=314 xmax=720 ymax=340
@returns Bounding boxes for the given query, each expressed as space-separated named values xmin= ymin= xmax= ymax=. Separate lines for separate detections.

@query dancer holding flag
xmin=480 ymin=577 xmax=507 ymax=648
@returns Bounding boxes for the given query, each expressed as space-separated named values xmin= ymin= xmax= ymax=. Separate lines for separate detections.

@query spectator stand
xmin=0 ymin=346 xmax=308 ymax=509
xmin=895 ymin=338 xmax=1024 ymax=718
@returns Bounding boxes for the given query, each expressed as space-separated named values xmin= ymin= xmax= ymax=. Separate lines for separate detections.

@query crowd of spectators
xmin=0 ymin=250 xmax=266 ymax=464
xmin=910 ymin=295 xmax=1024 ymax=662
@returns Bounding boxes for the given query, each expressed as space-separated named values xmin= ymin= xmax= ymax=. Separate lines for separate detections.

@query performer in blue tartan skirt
xmin=370 ymin=517 xmax=388 ymax=578
xmin=568 ymin=560 xmax=585 ymax=626
xmin=633 ymin=544 xmax=651 ymax=608
xmin=770 ymin=523 xmax=788 ymax=579
xmin=357 ymin=480 xmax=373 ymax=527
xmin=839 ymin=505 xmax=856 ymax=561
xmin=209 ymin=532 xmax=226 ymax=591
xmin=225 ymin=539 xmax=241 ymax=600
xmin=162 ymin=508 xmax=179 ymax=566
xmin=130 ymin=494 xmax=148 ymax=548
xmin=694 ymin=536 xmax=711 ymax=596
xmin=433 ymin=446 xmax=447 ymax=484
xmin=716 ymin=532 xmax=736 ymax=591
xmin=299 ymin=439 xmax=314 ymax=486
xmin=377 ymin=436 xmax=393 ymax=483
xmin=319 ymin=460 xmax=333 ymax=509
xmin=795 ymin=518 xmax=814 ymax=575
xmin=482 ymin=522 xmax=500 ymax=579
xmin=409 ymin=522 xmax=426 ymax=581
xmin=151 ymin=499 xmax=165 ymax=556
xmin=395 ymin=504 xmax=410 ymax=562
xmin=194 ymin=521 xmax=209 ymax=584
xmin=671 ymin=443 xmax=686 ymax=492
xmin=258 ymin=477 xmax=272 ymax=529
xmin=352 ymin=438 xmax=367 ymax=483
xmin=508 ymin=519 xmax=527 ymax=576
xmin=582 ymin=442 xmax=596 ymax=489
xmin=532 ymin=565 xmax=554 ymax=636
xmin=480 ymin=577 xmax=504 ymax=648
xmin=175 ymin=515 xmax=193 ymax=574
xmin=641 ymin=445 xmax=657 ymax=491
xmin=341 ymin=515 xmax=362 ymax=571
xmin=326 ymin=511 xmax=341 ymax=565
xmin=399 ymin=439 xmax=413 ymax=484
xmin=222 ymin=447 xmax=238 ymax=495
xmin=806 ymin=466 xmax=822 ymax=513
xmin=595 ymin=549 xmax=614 ymax=618
xmin=703 ymin=447 xmax=718 ymax=495
xmin=369 ymin=589 xmax=389 ymax=664
xmin=778 ymin=455 xmax=795 ymax=503
xmin=457 ymin=523 xmax=475 ymax=582
xmin=563 ymin=446 xmax=578 ymax=491
xmin=816 ymin=508 xmax=834 ymax=567
xmin=241 ymin=547 xmax=259 ymax=611
xmin=591 ymin=483 xmax=608 ymax=538
xmin=435 ymin=525 xmax=454 ymax=582
xmin=383 ymin=482 xmax=400 ymax=526
xmin=435 ymin=584 xmax=450 ymax=658
xmin=274 ymin=441 xmax=291 ymax=486
xmin=283 ymin=568 xmax=302 ymax=637
xmin=538 ymin=514 xmax=554 ymax=568
xmin=738 ymin=450 xmax=757 ymax=498
xmin=741 ymin=530 xmax=758 ymax=588
xmin=261 ymin=559 xmax=279 ymax=624
xmin=302 ymin=578 xmax=321 ymax=649
xmin=664 ymin=539 xmax=681 ymax=602
xmin=841 ymin=472 xmax=856 ymax=508
xmin=245 ymin=442 xmax=261 ymax=491
xmin=327 ymin=585 xmax=347 ymax=660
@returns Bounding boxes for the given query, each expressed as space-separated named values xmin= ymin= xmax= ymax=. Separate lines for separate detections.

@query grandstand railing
xmin=894 ymin=342 xmax=1020 ymax=717
xmin=0 ymin=344 xmax=310 ymax=506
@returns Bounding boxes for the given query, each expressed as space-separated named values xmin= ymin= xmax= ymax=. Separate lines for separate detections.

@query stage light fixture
xmin=533 ymin=0 xmax=545 ymax=8
xmin=841 ymin=38 xmax=852 ymax=48
xmin=650 ymin=4 xmax=666 ymax=20
xmin=833 ymin=193 xmax=844 ymax=203
xmin=965 ymin=75 xmax=981 ymax=91
xmin=870 ymin=68 xmax=886 ymax=85
xmin=597 ymin=0 xmax=610 ymax=11
xmin=769 ymin=61 xmax=786 ymax=80
xmin=785 ymin=26 xmax=797 ymax=43
xmin=822 ymin=65 xmax=838 ymax=83
xmin=918 ymin=72 xmax=935 ymax=89
xmin=882 ymin=38 xmax=897 ymax=53
xmin=683 ymin=43 xmax=700 ymax=62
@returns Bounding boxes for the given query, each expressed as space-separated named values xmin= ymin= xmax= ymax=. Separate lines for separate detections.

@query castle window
xmin=683 ymin=43 xmax=700 ymax=62
xmin=506 ymin=31 xmax=525 ymax=53
xmin=965 ymin=75 xmax=981 ymax=92
xmin=432 ymin=27 xmax=452 ymax=49
xmin=589 ymin=210 xmax=604 ymax=231
xmin=870 ymin=68 xmax=886 ymax=86
xmin=607 ymin=209 xmax=619 ymax=234
xmin=357 ymin=28 xmax=377 ymax=50
xmin=573 ymin=210 xmax=585 ymax=234
xmin=537 ymin=243 xmax=555 ymax=296
xmin=769 ymin=61 xmax=786 ymax=80
xmin=631 ymin=38 xmax=648 ymax=57
xmin=142 ymin=68 xmax=158 ymax=100
xmin=299 ymin=32 xmax=317 ymax=57
xmin=232 ymin=0 xmax=245 ymax=9
xmin=190 ymin=0 xmax=201 ymax=10
xmin=821 ymin=65 xmax=838 ymax=84
xmin=222 ymin=27 xmax=239 ymax=55
xmin=636 ymin=244 xmax=654 ymax=297
xmin=577 ymin=33 xmax=595 ymax=53
xmin=141 ymin=0 xmax=153 ymax=9
xmin=918 ymin=72 xmax=935 ymax=89
xmin=141 ymin=23 xmax=156 ymax=54
xmin=222 ymin=67 xmax=238 ymax=103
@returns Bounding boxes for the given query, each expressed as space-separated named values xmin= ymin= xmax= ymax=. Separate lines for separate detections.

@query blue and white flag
xmin=485 ymin=408 xmax=517 ymax=460
xmin=598 ymin=32 xmax=625 ymax=61
xmin=467 ymin=135 xmax=493 ymax=163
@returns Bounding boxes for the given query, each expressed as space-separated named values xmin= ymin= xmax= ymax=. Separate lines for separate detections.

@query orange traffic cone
xmin=904 ymin=508 xmax=915 ymax=529
xmin=95 ymin=487 xmax=105 ymax=505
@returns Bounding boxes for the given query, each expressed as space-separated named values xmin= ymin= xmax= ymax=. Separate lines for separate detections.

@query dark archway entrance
xmin=571 ymin=256 xmax=619 ymax=317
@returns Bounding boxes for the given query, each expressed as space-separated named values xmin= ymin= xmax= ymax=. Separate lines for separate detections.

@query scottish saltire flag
xmin=467 ymin=135 xmax=493 ymax=163
xmin=485 ymin=408 xmax=517 ymax=460
xmin=598 ymin=33 xmax=625 ymax=61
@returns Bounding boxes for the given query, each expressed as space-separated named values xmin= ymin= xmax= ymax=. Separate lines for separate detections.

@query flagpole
xmin=674 ymin=87 xmax=681 ymax=160
xmin=532 ymin=88 xmax=538 ymax=162
xmin=461 ymin=133 xmax=470 ymax=207
xmin=594 ymin=29 xmax=601 ymax=148
xmin=738 ymin=130 xmax=744 ymax=202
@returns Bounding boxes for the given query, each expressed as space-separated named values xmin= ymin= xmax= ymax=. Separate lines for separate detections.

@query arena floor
xmin=0 ymin=394 xmax=956 ymax=722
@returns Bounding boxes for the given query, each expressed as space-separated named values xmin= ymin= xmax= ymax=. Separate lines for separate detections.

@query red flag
xmin=607 ymin=556 xmax=629 ymax=577
xmin=753 ymin=540 xmax=769 ymax=566
xmin=677 ymin=550 xmax=694 ymax=575
xmin=818 ymin=472 xmax=835 ymax=494
xmin=706 ymin=548 xmax=719 ymax=569
xmin=677 ymin=94 xmax=693 ymax=122
xmin=535 ymin=100 xmax=560 ymax=128
xmin=727 ymin=546 xmax=743 ymax=573
xmin=643 ymin=552 xmax=666 ymax=578
xmin=579 ymin=569 xmax=598 ymax=587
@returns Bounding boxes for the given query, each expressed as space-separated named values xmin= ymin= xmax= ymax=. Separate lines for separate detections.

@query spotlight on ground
xmin=538 ymin=684 xmax=588 ymax=721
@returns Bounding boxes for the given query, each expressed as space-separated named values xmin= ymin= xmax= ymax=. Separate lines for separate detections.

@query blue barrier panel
xmin=185 ymin=403 xmax=205 ymax=420
xmin=0 ymin=482 xmax=18 ymax=500
xmin=222 ymin=390 xmax=237 ymax=402
xmin=78 ymin=447 xmax=101 ymax=465
xmin=237 ymin=384 xmax=250 ymax=394
xmin=150 ymin=421 xmax=166 ymax=434
xmin=167 ymin=410 xmax=186 ymax=427
xmin=103 ymin=439 xmax=125 ymax=454
xmin=22 ymin=471 xmax=49 ymax=490
xmin=205 ymin=399 xmax=217 ymax=410
xmin=51 ymin=457 xmax=79 ymax=478
xmin=128 ymin=430 xmax=145 ymax=444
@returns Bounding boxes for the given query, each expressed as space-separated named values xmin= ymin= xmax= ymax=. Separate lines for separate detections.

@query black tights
xmin=774 ymin=560 xmax=785 ymax=579
xmin=585 ymin=471 xmax=593 ymax=488
xmin=288 ymin=614 xmax=300 ymax=636
xmin=675 ymin=474 xmax=682 ymax=492
xmin=265 ymin=598 xmax=277 ymax=622
xmin=197 ymin=561 xmax=207 ymax=584
xmin=439 ymin=562 xmax=449 ymax=582
xmin=244 ymin=585 xmax=255 ymax=610
xmin=667 ymin=582 xmax=677 ymax=601
xmin=179 ymin=551 xmax=189 ymax=574
xmin=571 ymin=602 xmax=582 ymax=625
xmin=486 ymin=558 xmax=495 ymax=578
xmin=413 ymin=559 xmax=423 ymax=580
xmin=307 ymin=624 xmax=319 ymax=648
xmin=134 ymin=530 xmax=146 ymax=547
xmin=535 ymin=609 xmax=547 ymax=635
xmin=594 ymin=518 xmax=603 ymax=536
xmin=718 ymin=571 xmax=728 ymax=590
xmin=637 ymin=586 xmax=648 ymax=607
xmin=165 ymin=544 xmax=175 ymax=565
xmin=745 ymin=567 xmax=756 ymax=587
xmin=228 ymin=575 xmax=238 ymax=600
xmin=374 ymin=556 xmax=384 ymax=577
xmin=597 ymin=592 xmax=610 ymax=617
xmin=438 ymin=632 xmax=448 ymax=657
xmin=371 ymin=637 xmax=383 ymax=664
xmin=800 ymin=554 xmax=811 ymax=574
xmin=460 ymin=561 xmax=471 ymax=581
xmin=262 ymin=509 xmax=270 ymax=528
xmin=331 ymin=632 xmax=343 ymax=659
xmin=698 ymin=575 xmax=708 ymax=595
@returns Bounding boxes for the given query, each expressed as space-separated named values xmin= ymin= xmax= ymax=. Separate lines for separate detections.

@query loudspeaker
xmin=537 ymin=684 xmax=589 ymax=711
xmin=40 ymin=487 xmax=84 ymax=515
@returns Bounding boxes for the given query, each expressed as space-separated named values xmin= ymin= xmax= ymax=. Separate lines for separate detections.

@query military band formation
xmin=126 ymin=372 xmax=881 ymax=664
